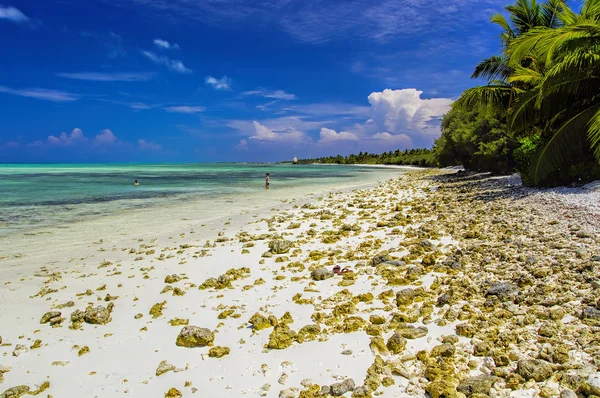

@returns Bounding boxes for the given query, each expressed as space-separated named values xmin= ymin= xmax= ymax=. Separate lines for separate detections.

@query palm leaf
xmin=586 ymin=108 xmax=600 ymax=160
xmin=507 ymin=65 xmax=544 ymax=85
xmin=541 ymin=0 xmax=566 ymax=28
xmin=531 ymin=103 xmax=600 ymax=184
xmin=454 ymin=84 xmax=520 ymax=111
xmin=491 ymin=13 xmax=516 ymax=43
xmin=509 ymin=88 xmax=540 ymax=131
xmin=472 ymin=56 xmax=514 ymax=80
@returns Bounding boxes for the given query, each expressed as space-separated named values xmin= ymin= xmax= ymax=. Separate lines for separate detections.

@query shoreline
xmin=1 ymin=168 xmax=599 ymax=398
xmin=0 ymin=167 xmax=401 ymax=264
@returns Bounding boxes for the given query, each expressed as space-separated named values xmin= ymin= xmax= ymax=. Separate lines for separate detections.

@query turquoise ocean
xmin=0 ymin=163 xmax=402 ymax=242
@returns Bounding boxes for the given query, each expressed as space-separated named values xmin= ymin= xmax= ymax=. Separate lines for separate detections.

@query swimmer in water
xmin=134 ymin=179 xmax=140 ymax=186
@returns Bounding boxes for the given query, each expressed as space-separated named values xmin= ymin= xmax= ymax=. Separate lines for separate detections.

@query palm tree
xmin=453 ymin=0 xmax=600 ymax=185
xmin=504 ymin=0 xmax=600 ymax=184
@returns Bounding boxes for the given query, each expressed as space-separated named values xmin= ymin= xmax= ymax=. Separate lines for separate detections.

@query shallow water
xmin=0 ymin=163 xmax=403 ymax=259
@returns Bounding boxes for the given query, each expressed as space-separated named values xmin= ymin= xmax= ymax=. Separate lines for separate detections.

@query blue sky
xmin=0 ymin=0 xmax=507 ymax=162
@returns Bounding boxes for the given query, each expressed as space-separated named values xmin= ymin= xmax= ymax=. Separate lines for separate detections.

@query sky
xmin=0 ymin=0 xmax=508 ymax=163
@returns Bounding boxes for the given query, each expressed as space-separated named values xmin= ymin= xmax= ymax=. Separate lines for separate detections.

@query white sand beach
xmin=1 ymin=169 xmax=600 ymax=398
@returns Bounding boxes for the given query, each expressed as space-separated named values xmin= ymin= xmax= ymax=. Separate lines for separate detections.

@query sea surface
xmin=0 ymin=163 xmax=403 ymax=258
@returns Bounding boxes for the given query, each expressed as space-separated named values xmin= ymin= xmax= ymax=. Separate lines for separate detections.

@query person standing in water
xmin=265 ymin=173 xmax=270 ymax=190
xmin=134 ymin=179 xmax=140 ymax=186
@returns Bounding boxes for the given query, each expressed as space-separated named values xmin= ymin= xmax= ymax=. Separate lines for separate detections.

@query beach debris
xmin=249 ymin=313 xmax=274 ymax=331
xmin=386 ymin=332 xmax=406 ymax=354
xmin=208 ymin=346 xmax=230 ymax=358
xmin=156 ymin=360 xmax=176 ymax=376
xmin=39 ymin=311 xmax=63 ymax=326
xmin=12 ymin=345 xmax=27 ymax=357
xmin=83 ymin=305 xmax=112 ymax=325
xmin=516 ymin=359 xmax=553 ymax=382
xmin=311 ymin=267 xmax=333 ymax=281
xmin=176 ymin=326 xmax=215 ymax=347
xmin=267 ymin=324 xmax=296 ymax=349
xmin=149 ymin=301 xmax=167 ymax=318
xmin=268 ymin=239 xmax=293 ymax=254
xmin=330 ymin=378 xmax=356 ymax=396
xmin=0 ymin=385 xmax=30 ymax=398
xmin=164 ymin=388 xmax=182 ymax=398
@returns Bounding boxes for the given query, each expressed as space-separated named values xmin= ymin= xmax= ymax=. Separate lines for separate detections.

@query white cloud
xmin=0 ymin=5 xmax=28 ymax=23
xmin=95 ymin=129 xmax=117 ymax=144
xmin=57 ymin=72 xmax=155 ymax=81
xmin=367 ymin=88 xmax=452 ymax=136
xmin=107 ymin=0 xmax=505 ymax=44
xmin=48 ymin=128 xmax=88 ymax=146
xmin=371 ymin=132 xmax=413 ymax=145
xmin=249 ymin=121 xmax=306 ymax=143
xmin=0 ymin=86 xmax=78 ymax=102
xmin=205 ymin=76 xmax=232 ymax=91
xmin=46 ymin=128 xmax=121 ymax=146
xmin=154 ymin=38 xmax=179 ymax=50
xmin=138 ymin=139 xmax=162 ymax=150
xmin=243 ymin=88 xmax=296 ymax=100
xmin=164 ymin=106 xmax=204 ymax=114
xmin=318 ymin=128 xmax=359 ymax=143
xmin=142 ymin=51 xmax=191 ymax=74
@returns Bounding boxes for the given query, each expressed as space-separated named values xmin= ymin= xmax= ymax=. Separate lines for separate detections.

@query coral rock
xmin=175 ymin=326 xmax=215 ymax=348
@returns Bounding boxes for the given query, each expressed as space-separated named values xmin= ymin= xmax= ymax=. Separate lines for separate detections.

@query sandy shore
xmin=1 ymin=169 xmax=600 ymax=398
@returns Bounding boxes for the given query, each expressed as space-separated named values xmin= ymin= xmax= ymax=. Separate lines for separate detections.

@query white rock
xmin=279 ymin=389 xmax=296 ymax=398
xmin=12 ymin=344 xmax=27 ymax=357
xmin=300 ymin=379 xmax=313 ymax=387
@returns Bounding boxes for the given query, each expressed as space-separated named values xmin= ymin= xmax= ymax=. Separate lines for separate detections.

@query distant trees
xmin=297 ymin=148 xmax=439 ymax=167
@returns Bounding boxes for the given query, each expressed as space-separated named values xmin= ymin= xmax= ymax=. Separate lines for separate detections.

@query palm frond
xmin=587 ymin=107 xmax=600 ymax=160
xmin=491 ymin=13 xmax=516 ymax=43
xmin=509 ymin=88 xmax=540 ymax=131
xmin=541 ymin=0 xmax=566 ymax=28
xmin=472 ymin=56 xmax=514 ymax=80
xmin=581 ymin=0 xmax=600 ymax=19
xmin=454 ymin=85 xmax=519 ymax=111
xmin=507 ymin=65 xmax=544 ymax=86
xmin=531 ymin=103 xmax=600 ymax=184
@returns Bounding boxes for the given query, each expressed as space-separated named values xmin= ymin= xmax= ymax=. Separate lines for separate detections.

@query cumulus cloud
xmin=95 ymin=129 xmax=117 ymax=144
xmin=318 ymin=128 xmax=359 ymax=143
xmin=205 ymin=76 xmax=232 ymax=91
xmin=249 ymin=121 xmax=306 ymax=143
xmin=164 ymin=106 xmax=204 ymax=114
xmin=370 ymin=132 xmax=413 ymax=145
xmin=138 ymin=139 xmax=162 ymax=150
xmin=57 ymin=72 xmax=155 ymax=82
xmin=20 ymin=128 xmax=161 ymax=152
xmin=243 ymin=88 xmax=296 ymax=100
xmin=367 ymin=88 xmax=452 ymax=136
xmin=45 ymin=128 xmax=122 ymax=146
xmin=154 ymin=38 xmax=179 ymax=50
xmin=142 ymin=51 xmax=191 ymax=73
xmin=47 ymin=128 xmax=88 ymax=146
xmin=0 ymin=5 xmax=28 ymax=23
xmin=0 ymin=86 xmax=78 ymax=102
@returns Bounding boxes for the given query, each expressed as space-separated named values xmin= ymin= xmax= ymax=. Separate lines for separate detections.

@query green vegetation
xmin=296 ymin=148 xmax=438 ymax=167
xmin=447 ymin=0 xmax=600 ymax=186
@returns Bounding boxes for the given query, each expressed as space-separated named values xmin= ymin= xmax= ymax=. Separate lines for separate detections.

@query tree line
xmin=295 ymin=148 xmax=438 ymax=167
